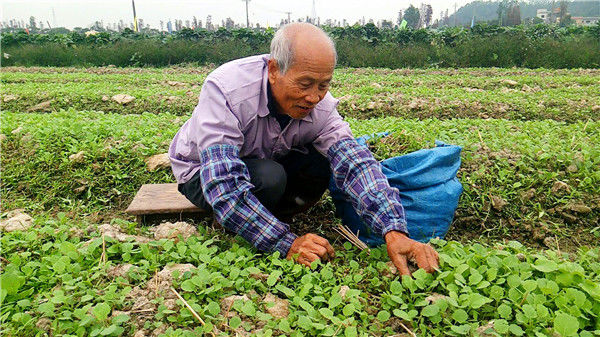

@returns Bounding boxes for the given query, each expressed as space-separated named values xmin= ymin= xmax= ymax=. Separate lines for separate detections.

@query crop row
xmin=3 ymin=23 xmax=598 ymax=48
xmin=2 ymin=24 xmax=599 ymax=68
xmin=1 ymin=67 xmax=599 ymax=122
xmin=1 ymin=110 xmax=598 ymax=248
xmin=1 ymin=213 xmax=599 ymax=336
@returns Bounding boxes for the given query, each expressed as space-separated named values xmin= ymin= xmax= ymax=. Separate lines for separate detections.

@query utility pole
xmin=311 ymin=0 xmax=317 ymax=24
xmin=242 ymin=0 xmax=251 ymax=28
xmin=454 ymin=3 xmax=457 ymax=26
xmin=131 ymin=0 xmax=139 ymax=32
xmin=285 ymin=11 xmax=292 ymax=24
xmin=52 ymin=7 xmax=57 ymax=27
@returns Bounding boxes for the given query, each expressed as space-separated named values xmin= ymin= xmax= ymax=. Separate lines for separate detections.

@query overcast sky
xmin=2 ymin=0 xmax=472 ymax=29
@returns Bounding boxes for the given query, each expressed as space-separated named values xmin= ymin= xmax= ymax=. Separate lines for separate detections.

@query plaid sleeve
xmin=328 ymin=138 xmax=408 ymax=237
xmin=199 ymin=144 xmax=297 ymax=256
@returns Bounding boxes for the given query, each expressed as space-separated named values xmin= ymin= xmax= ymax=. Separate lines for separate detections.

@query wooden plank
xmin=126 ymin=183 xmax=205 ymax=215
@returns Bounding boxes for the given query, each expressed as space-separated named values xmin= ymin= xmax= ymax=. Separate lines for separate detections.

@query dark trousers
xmin=178 ymin=145 xmax=331 ymax=220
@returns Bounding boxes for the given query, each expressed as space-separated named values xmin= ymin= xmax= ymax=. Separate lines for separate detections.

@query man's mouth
xmin=297 ymin=105 xmax=313 ymax=112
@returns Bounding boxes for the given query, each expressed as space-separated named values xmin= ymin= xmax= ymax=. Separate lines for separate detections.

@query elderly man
xmin=169 ymin=23 xmax=439 ymax=275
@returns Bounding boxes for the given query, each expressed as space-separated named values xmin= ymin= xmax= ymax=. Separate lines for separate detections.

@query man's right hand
xmin=385 ymin=230 xmax=439 ymax=276
xmin=287 ymin=233 xmax=335 ymax=266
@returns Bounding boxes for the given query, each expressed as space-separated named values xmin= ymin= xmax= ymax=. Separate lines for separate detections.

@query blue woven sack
xmin=329 ymin=135 xmax=463 ymax=246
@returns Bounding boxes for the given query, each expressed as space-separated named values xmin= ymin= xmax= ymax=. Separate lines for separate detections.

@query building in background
xmin=572 ymin=16 xmax=599 ymax=26
xmin=536 ymin=9 xmax=551 ymax=23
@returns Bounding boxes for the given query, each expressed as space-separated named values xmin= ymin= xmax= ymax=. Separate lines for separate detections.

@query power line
xmin=249 ymin=2 xmax=293 ymax=24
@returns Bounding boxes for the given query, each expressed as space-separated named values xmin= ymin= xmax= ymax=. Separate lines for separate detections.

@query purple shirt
xmin=168 ymin=54 xmax=408 ymax=257
xmin=169 ymin=54 xmax=353 ymax=184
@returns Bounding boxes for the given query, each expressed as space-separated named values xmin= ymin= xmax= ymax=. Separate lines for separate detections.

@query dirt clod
xmin=164 ymin=299 xmax=178 ymax=311
xmin=11 ymin=126 xmax=23 ymax=134
xmin=407 ymin=99 xmax=426 ymax=110
xmin=425 ymin=293 xmax=449 ymax=304
xmin=567 ymin=203 xmax=591 ymax=214
xmin=112 ymin=94 xmax=135 ymax=104
xmin=263 ymin=293 xmax=289 ymax=319
xmin=101 ymin=95 xmax=110 ymax=101
xmin=521 ymin=188 xmax=536 ymax=201
xmin=35 ymin=317 xmax=52 ymax=331
xmin=491 ymin=196 xmax=507 ymax=211
xmin=145 ymin=153 xmax=170 ymax=171
xmin=476 ymin=321 xmax=495 ymax=336
xmin=551 ymin=181 xmax=570 ymax=195
xmin=112 ymin=310 xmax=130 ymax=318
xmin=69 ymin=151 xmax=85 ymax=163
xmin=386 ymin=261 xmax=398 ymax=276
xmin=501 ymin=79 xmax=518 ymax=86
xmin=69 ymin=227 xmax=85 ymax=239
xmin=73 ymin=186 xmax=86 ymax=194
xmin=28 ymin=100 xmax=52 ymax=112
xmin=543 ymin=237 xmax=556 ymax=248
xmin=249 ymin=272 xmax=269 ymax=281
xmin=221 ymin=294 xmax=250 ymax=314
xmin=559 ymin=212 xmax=578 ymax=223
xmin=338 ymin=285 xmax=350 ymax=299
xmin=147 ymin=264 xmax=196 ymax=298
xmin=128 ymin=287 xmax=155 ymax=312
xmin=151 ymin=221 xmax=197 ymax=241
xmin=151 ymin=324 xmax=168 ymax=337
xmin=0 ymin=210 xmax=33 ymax=232
xmin=3 ymin=94 xmax=18 ymax=102
xmin=107 ymin=264 xmax=135 ymax=279
xmin=516 ymin=253 xmax=526 ymax=261
xmin=167 ymin=80 xmax=186 ymax=86
xmin=98 ymin=224 xmax=151 ymax=243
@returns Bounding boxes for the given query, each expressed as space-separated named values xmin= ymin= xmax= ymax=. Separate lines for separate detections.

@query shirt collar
xmin=260 ymin=55 xmax=313 ymax=123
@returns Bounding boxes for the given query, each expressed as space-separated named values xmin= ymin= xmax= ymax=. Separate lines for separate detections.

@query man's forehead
xmin=295 ymin=73 xmax=333 ymax=81
xmin=289 ymin=50 xmax=335 ymax=76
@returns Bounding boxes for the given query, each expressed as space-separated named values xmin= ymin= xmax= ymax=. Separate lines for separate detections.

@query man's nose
xmin=305 ymin=89 xmax=321 ymax=104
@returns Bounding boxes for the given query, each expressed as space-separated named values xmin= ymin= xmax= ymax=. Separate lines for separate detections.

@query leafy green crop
xmin=1 ymin=216 xmax=599 ymax=336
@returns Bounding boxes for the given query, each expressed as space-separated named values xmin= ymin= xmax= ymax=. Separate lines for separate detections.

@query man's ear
xmin=267 ymin=59 xmax=279 ymax=83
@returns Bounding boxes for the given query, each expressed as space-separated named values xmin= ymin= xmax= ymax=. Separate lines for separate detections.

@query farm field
xmin=2 ymin=66 xmax=599 ymax=122
xmin=1 ymin=66 xmax=599 ymax=337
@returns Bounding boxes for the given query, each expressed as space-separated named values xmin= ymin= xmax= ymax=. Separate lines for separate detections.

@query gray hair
xmin=270 ymin=23 xmax=337 ymax=74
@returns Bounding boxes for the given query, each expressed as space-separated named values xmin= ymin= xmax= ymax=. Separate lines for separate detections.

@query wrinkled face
xmin=268 ymin=48 xmax=335 ymax=119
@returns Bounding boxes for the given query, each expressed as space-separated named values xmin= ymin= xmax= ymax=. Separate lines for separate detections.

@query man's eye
xmin=319 ymin=83 xmax=330 ymax=90
xmin=299 ymin=82 xmax=311 ymax=88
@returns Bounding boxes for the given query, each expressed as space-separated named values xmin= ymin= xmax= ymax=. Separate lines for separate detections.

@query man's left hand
xmin=385 ymin=230 xmax=439 ymax=276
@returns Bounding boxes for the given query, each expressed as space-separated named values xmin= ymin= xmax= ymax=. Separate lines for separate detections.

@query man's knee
xmin=243 ymin=158 xmax=287 ymax=209
xmin=252 ymin=160 xmax=287 ymax=192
